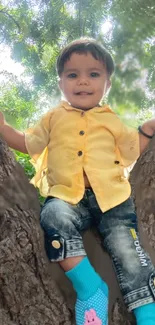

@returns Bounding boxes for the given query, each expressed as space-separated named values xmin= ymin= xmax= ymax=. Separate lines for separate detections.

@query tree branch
xmin=0 ymin=9 xmax=21 ymax=31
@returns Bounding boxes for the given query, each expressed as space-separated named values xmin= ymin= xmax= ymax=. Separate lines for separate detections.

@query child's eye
xmin=90 ymin=72 xmax=100 ymax=77
xmin=67 ymin=73 xmax=77 ymax=78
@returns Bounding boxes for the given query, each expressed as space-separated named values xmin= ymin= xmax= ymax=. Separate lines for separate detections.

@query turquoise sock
xmin=66 ymin=257 xmax=108 ymax=325
xmin=134 ymin=302 xmax=155 ymax=325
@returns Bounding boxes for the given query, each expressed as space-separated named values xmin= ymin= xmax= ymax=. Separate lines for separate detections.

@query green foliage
xmin=0 ymin=83 xmax=37 ymax=128
xmin=0 ymin=0 xmax=155 ymax=183
xmin=15 ymin=150 xmax=35 ymax=179
xmin=15 ymin=150 xmax=45 ymax=203
xmin=1 ymin=0 xmax=155 ymax=108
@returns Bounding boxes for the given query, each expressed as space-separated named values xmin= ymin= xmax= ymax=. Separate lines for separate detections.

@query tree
xmin=0 ymin=1 xmax=155 ymax=324
xmin=0 ymin=135 xmax=155 ymax=325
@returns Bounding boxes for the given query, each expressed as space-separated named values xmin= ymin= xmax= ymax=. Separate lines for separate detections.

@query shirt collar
xmin=61 ymin=100 xmax=114 ymax=114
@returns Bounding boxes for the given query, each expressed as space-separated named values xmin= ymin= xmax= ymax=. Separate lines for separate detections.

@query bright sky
xmin=101 ymin=20 xmax=113 ymax=35
xmin=0 ymin=44 xmax=24 ymax=78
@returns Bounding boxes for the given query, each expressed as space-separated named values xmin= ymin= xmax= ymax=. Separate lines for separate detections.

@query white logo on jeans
xmin=130 ymin=229 xmax=148 ymax=267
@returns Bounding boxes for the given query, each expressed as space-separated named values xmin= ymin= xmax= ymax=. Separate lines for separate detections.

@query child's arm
xmin=139 ymin=119 xmax=155 ymax=154
xmin=0 ymin=112 xmax=28 ymax=153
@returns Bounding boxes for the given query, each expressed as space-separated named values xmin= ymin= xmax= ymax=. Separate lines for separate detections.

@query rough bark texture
xmin=0 ymin=136 xmax=155 ymax=325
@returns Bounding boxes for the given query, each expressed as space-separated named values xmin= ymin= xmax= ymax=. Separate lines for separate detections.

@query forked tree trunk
xmin=0 ymin=136 xmax=155 ymax=325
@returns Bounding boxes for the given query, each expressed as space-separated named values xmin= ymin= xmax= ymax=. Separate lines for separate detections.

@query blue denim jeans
xmin=40 ymin=189 xmax=155 ymax=311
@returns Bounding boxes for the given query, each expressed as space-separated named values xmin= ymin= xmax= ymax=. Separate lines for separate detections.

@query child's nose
xmin=77 ymin=78 xmax=89 ymax=85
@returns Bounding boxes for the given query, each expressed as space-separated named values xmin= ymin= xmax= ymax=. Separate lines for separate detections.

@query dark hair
xmin=56 ymin=38 xmax=114 ymax=77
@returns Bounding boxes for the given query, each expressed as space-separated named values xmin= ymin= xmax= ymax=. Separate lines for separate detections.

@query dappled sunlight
xmin=0 ymin=0 xmax=155 ymax=126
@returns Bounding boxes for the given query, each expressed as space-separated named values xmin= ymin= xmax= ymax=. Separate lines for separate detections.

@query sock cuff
xmin=134 ymin=302 xmax=155 ymax=324
xmin=66 ymin=257 xmax=102 ymax=300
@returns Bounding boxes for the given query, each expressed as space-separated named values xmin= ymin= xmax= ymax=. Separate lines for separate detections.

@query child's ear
xmin=58 ymin=79 xmax=62 ymax=91
xmin=107 ymin=79 xmax=111 ymax=91
xmin=105 ymin=79 xmax=111 ymax=94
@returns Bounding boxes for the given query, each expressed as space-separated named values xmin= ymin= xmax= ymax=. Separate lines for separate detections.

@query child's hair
xmin=57 ymin=38 xmax=114 ymax=77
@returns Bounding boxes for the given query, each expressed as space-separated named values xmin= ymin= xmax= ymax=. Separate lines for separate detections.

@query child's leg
xmin=61 ymin=256 xmax=108 ymax=325
xmin=95 ymin=196 xmax=155 ymax=325
xmin=40 ymin=196 xmax=108 ymax=325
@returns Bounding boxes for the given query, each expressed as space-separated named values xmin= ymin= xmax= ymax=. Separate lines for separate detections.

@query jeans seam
xmin=127 ymin=297 xmax=154 ymax=311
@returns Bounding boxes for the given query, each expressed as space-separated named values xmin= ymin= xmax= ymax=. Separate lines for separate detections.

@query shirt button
xmin=81 ymin=111 xmax=85 ymax=117
xmin=79 ymin=130 xmax=85 ymax=136
xmin=51 ymin=240 xmax=61 ymax=249
xmin=78 ymin=151 xmax=83 ymax=156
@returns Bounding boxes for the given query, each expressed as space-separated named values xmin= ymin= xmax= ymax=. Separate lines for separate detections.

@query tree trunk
xmin=0 ymin=136 xmax=155 ymax=325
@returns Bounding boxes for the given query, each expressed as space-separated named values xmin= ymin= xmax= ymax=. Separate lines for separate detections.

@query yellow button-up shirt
xmin=25 ymin=101 xmax=139 ymax=212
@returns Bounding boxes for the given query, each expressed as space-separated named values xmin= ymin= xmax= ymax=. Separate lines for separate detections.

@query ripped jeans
xmin=40 ymin=189 xmax=155 ymax=311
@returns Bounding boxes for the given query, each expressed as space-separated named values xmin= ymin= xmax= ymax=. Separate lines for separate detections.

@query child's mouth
xmin=75 ymin=92 xmax=92 ymax=95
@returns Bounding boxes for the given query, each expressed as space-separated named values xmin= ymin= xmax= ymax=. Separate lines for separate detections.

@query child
xmin=0 ymin=38 xmax=155 ymax=325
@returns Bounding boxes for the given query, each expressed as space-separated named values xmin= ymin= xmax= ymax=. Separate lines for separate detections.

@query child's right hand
xmin=0 ymin=112 xmax=27 ymax=152
xmin=0 ymin=112 xmax=5 ymax=131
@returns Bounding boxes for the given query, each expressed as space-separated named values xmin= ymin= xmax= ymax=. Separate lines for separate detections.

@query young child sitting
xmin=0 ymin=38 xmax=155 ymax=325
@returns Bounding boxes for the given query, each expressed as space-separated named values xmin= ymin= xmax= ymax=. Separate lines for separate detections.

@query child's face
xmin=59 ymin=52 xmax=111 ymax=110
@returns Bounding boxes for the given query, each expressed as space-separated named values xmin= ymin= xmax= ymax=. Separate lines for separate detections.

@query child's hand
xmin=0 ymin=112 xmax=5 ymax=131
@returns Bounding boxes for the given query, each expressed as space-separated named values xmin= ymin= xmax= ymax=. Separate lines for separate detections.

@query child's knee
xmin=40 ymin=197 xmax=85 ymax=262
xmin=40 ymin=197 xmax=75 ymax=232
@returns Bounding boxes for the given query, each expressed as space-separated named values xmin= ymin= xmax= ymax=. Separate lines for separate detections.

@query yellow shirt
xmin=25 ymin=101 xmax=139 ymax=212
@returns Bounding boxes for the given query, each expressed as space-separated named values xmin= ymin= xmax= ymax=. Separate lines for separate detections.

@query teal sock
xmin=66 ymin=257 xmax=108 ymax=300
xmin=66 ymin=257 xmax=108 ymax=325
xmin=134 ymin=302 xmax=155 ymax=325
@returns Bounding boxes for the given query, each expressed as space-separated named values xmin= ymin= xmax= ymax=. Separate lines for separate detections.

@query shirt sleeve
xmin=114 ymin=116 xmax=140 ymax=167
xmin=24 ymin=110 xmax=52 ymax=161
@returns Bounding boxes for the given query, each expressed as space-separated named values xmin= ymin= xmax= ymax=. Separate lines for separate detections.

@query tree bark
xmin=0 ymin=136 xmax=155 ymax=325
